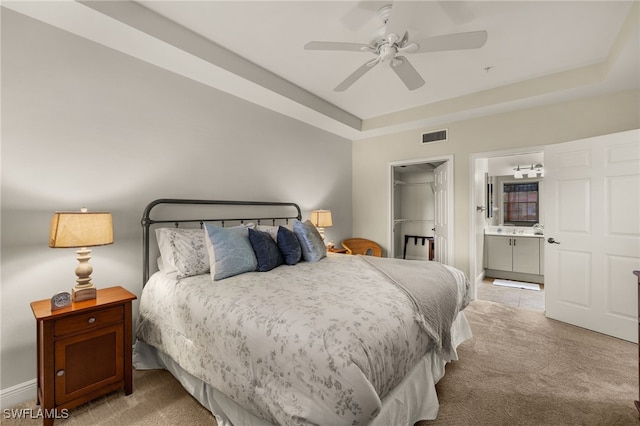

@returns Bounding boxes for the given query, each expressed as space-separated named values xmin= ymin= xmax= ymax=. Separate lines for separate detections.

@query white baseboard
xmin=0 ymin=379 xmax=36 ymax=409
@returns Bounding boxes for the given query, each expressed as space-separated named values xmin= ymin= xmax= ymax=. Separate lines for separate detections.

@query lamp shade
xmin=310 ymin=210 xmax=333 ymax=228
xmin=49 ymin=210 xmax=113 ymax=248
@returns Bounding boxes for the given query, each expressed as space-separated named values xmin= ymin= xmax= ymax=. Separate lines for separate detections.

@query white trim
xmin=468 ymin=145 xmax=545 ymax=301
xmin=388 ymin=155 xmax=454 ymax=264
xmin=0 ymin=379 xmax=36 ymax=409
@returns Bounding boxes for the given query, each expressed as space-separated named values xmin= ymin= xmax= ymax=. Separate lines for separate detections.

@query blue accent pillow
xmin=248 ymin=228 xmax=284 ymax=272
xmin=293 ymin=220 xmax=326 ymax=263
xmin=277 ymin=226 xmax=302 ymax=265
xmin=203 ymin=224 xmax=258 ymax=280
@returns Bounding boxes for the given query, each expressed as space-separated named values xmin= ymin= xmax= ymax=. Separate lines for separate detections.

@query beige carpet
xmin=4 ymin=300 xmax=638 ymax=425
xmin=420 ymin=300 xmax=639 ymax=425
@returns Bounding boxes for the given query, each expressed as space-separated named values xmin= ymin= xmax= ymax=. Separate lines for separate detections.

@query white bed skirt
xmin=134 ymin=311 xmax=471 ymax=426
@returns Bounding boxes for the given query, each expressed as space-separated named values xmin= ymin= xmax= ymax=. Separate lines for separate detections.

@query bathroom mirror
xmin=486 ymin=152 xmax=544 ymax=227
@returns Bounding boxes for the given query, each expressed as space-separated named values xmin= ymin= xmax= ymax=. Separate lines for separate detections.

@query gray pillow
xmin=293 ymin=220 xmax=326 ymax=262
xmin=155 ymin=228 xmax=209 ymax=278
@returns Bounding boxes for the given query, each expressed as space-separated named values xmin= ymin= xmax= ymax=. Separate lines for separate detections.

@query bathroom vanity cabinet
xmin=485 ymin=234 xmax=544 ymax=283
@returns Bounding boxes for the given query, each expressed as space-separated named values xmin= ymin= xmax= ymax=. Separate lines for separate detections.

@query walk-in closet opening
xmin=389 ymin=156 xmax=454 ymax=265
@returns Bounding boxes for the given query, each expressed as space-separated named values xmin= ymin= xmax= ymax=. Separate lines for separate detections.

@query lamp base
xmin=317 ymin=227 xmax=328 ymax=246
xmin=72 ymin=285 xmax=97 ymax=302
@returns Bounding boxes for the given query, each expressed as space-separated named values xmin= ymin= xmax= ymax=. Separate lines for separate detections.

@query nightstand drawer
xmin=54 ymin=306 xmax=123 ymax=336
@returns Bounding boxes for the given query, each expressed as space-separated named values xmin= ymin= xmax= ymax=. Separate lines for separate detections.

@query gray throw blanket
xmin=359 ymin=256 xmax=461 ymax=361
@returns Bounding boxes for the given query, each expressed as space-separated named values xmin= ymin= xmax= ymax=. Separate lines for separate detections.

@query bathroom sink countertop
xmin=484 ymin=226 xmax=544 ymax=237
xmin=484 ymin=231 xmax=544 ymax=238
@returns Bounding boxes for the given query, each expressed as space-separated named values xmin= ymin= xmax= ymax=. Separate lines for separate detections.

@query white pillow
xmin=256 ymin=224 xmax=278 ymax=241
xmin=155 ymin=228 xmax=210 ymax=279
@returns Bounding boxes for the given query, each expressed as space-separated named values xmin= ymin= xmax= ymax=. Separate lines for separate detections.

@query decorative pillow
xmin=155 ymin=228 xmax=209 ymax=278
xmin=277 ymin=226 xmax=302 ymax=265
xmin=248 ymin=228 xmax=284 ymax=272
xmin=256 ymin=224 xmax=279 ymax=241
xmin=293 ymin=219 xmax=326 ymax=263
xmin=203 ymin=223 xmax=258 ymax=281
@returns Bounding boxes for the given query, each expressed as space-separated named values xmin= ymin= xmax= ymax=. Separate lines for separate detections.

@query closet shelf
xmin=394 ymin=219 xmax=435 ymax=226
xmin=394 ymin=180 xmax=432 ymax=186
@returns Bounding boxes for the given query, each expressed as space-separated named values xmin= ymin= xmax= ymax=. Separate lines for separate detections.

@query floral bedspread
xmin=135 ymin=254 xmax=470 ymax=426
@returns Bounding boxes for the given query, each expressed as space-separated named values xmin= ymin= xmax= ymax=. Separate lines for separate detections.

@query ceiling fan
xmin=304 ymin=3 xmax=488 ymax=92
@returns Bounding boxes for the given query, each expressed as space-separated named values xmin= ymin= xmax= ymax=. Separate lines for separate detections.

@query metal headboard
xmin=141 ymin=198 xmax=302 ymax=285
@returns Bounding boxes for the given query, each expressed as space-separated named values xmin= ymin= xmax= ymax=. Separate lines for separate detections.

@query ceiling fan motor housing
xmin=379 ymin=44 xmax=398 ymax=62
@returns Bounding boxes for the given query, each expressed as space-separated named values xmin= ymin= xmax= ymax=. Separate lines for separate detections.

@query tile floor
xmin=476 ymin=277 xmax=545 ymax=311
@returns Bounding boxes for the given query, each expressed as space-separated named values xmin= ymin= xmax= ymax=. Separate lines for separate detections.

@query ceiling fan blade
xmin=334 ymin=60 xmax=379 ymax=92
xmin=412 ymin=30 xmax=488 ymax=53
xmin=304 ymin=41 xmax=372 ymax=52
xmin=390 ymin=56 xmax=425 ymax=91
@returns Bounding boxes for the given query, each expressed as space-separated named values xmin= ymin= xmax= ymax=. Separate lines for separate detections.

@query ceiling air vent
xmin=422 ymin=129 xmax=448 ymax=144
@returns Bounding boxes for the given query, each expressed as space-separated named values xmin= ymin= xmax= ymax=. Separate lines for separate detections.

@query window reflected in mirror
xmin=503 ymin=182 xmax=539 ymax=225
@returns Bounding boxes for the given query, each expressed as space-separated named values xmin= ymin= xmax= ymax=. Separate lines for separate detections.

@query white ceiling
xmin=4 ymin=1 xmax=639 ymax=140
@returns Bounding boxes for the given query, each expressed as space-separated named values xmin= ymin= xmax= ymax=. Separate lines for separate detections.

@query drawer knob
xmin=88 ymin=317 xmax=96 ymax=324
xmin=56 ymin=370 xmax=65 ymax=377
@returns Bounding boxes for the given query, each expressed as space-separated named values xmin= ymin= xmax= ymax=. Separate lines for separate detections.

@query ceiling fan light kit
xmin=304 ymin=2 xmax=488 ymax=92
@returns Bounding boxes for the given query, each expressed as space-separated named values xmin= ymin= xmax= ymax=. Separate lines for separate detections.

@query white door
xmin=545 ymin=129 xmax=640 ymax=342
xmin=434 ymin=162 xmax=449 ymax=264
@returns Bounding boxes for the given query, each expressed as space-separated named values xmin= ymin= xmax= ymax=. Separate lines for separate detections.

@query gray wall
xmin=1 ymin=9 xmax=352 ymax=390
xmin=352 ymin=89 xmax=640 ymax=280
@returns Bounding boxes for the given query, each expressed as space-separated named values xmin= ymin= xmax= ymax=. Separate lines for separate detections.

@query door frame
xmin=469 ymin=146 xmax=545 ymax=299
xmin=388 ymin=154 xmax=454 ymax=263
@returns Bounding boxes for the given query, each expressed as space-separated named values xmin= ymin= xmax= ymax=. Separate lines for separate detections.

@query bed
xmin=133 ymin=199 xmax=472 ymax=426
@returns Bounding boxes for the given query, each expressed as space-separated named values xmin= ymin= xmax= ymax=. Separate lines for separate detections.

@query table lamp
xmin=49 ymin=208 xmax=113 ymax=302
xmin=310 ymin=209 xmax=332 ymax=244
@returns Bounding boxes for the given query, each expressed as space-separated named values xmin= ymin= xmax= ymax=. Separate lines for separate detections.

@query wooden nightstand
xmin=30 ymin=286 xmax=136 ymax=425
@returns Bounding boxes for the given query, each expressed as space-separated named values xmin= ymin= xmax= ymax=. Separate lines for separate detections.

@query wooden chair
xmin=341 ymin=238 xmax=382 ymax=257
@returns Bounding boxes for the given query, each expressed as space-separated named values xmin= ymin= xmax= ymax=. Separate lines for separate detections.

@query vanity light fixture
xmin=513 ymin=165 xmax=524 ymax=179
xmin=513 ymin=163 xmax=544 ymax=179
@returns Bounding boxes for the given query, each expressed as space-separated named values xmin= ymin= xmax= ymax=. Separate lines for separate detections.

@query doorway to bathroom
xmin=470 ymin=148 xmax=545 ymax=309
